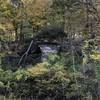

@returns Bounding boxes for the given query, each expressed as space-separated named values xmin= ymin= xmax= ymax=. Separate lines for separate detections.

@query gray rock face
xmin=39 ymin=45 xmax=60 ymax=61
xmin=96 ymin=45 xmax=100 ymax=51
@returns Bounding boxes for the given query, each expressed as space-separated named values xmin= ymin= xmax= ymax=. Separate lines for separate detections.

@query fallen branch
xmin=18 ymin=40 xmax=33 ymax=67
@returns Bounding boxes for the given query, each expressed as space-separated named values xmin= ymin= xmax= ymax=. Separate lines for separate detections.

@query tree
xmin=0 ymin=0 xmax=23 ymax=41
xmin=22 ymin=0 xmax=50 ymax=34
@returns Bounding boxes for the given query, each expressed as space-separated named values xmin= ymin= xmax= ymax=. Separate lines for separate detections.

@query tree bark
xmin=19 ymin=21 xmax=24 ymax=42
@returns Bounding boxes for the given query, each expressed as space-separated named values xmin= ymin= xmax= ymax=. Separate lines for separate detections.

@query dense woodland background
xmin=0 ymin=0 xmax=100 ymax=100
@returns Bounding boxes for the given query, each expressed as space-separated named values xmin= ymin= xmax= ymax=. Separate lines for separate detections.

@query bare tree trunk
xmin=15 ymin=27 xmax=18 ymax=41
xmin=12 ymin=20 xmax=19 ymax=41
xmin=19 ymin=21 xmax=24 ymax=42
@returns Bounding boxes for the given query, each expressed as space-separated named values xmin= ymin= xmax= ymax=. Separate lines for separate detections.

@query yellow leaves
xmin=27 ymin=63 xmax=49 ymax=77
xmin=54 ymin=70 xmax=70 ymax=83
xmin=5 ymin=22 xmax=14 ymax=29
xmin=0 ymin=24 xmax=6 ymax=31
xmin=34 ymin=0 xmax=48 ymax=10
xmin=16 ymin=74 xmax=23 ymax=81
xmin=0 ymin=21 xmax=14 ymax=34
xmin=24 ymin=0 xmax=47 ymax=15
xmin=90 ymin=54 xmax=100 ymax=61
xmin=21 ymin=0 xmax=33 ymax=4
xmin=23 ymin=0 xmax=49 ymax=28
xmin=1 ymin=0 xmax=49 ymax=31
xmin=14 ymin=69 xmax=28 ymax=81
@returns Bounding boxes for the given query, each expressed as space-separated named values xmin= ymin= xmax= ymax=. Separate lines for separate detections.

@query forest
xmin=0 ymin=0 xmax=100 ymax=100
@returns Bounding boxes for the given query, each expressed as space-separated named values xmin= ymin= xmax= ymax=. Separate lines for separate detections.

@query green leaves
xmin=14 ymin=69 xmax=28 ymax=81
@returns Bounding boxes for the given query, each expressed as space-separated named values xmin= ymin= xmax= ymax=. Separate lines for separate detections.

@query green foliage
xmin=0 ymin=55 xmax=99 ymax=99
xmin=0 ymin=95 xmax=5 ymax=100
xmin=0 ymin=81 xmax=5 ymax=88
xmin=0 ymin=0 xmax=100 ymax=99
xmin=0 ymin=69 xmax=13 ymax=82
xmin=14 ymin=69 xmax=28 ymax=81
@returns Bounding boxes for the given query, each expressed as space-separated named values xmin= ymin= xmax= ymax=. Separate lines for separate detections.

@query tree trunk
xmin=15 ymin=27 xmax=18 ymax=41
xmin=19 ymin=21 xmax=24 ymax=42
xmin=12 ymin=20 xmax=19 ymax=41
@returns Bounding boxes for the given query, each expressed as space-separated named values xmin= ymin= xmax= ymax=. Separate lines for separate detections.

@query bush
xmin=0 ymin=54 xmax=99 ymax=99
